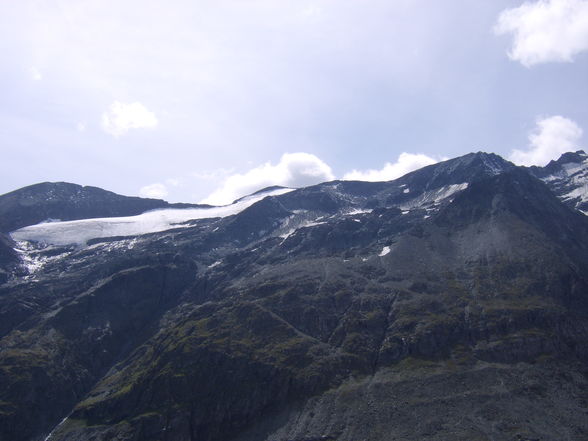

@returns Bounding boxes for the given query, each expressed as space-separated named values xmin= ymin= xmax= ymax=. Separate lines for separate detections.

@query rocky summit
xmin=1 ymin=151 xmax=588 ymax=441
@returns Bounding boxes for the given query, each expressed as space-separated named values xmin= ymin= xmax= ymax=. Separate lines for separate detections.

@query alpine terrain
xmin=1 ymin=151 xmax=588 ymax=441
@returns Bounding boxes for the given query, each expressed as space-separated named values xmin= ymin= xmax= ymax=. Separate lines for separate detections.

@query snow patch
xmin=86 ymin=237 xmax=139 ymax=252
xmin=399 ymin=183 xmax=468 ymax=210
xmin=208 ymin=261 xmax=221 ymax=269
xmin=562 ymin=160 xmax=588 ymax=176
xmin=563 ymin=185 xmax=588 ymax=203
xmin=542 ymin=159 xmax=588 ymax=208
xmin=14 ymin=241 xmax=70 ymax=276
xmin=280 ymin=229 xmax=296 ymax=240
xmin=345 ymin=208 xmax=373 ymax=216
xmin=279 ymin=219 xmax=327 ymax=243
xmin=379 ymin=246 xmax=390 ymax=257
xmin=543 ymin=159 xmax=588 ymax=183
xmin=302 ymin=220 xmax=327 ymax=228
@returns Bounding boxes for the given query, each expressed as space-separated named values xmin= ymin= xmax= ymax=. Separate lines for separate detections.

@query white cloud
xmin=30 ymin=67 xmax=42 ymax=81
xmin=343 ymin=152 xmax=438 ymax=182
xmin=494 ymin=0 xmax=588 ymax=67
xmin=101 ymin=101 xmax=158 ymax=137
xmin=139 ymin=182 xmax=168 ymax=199
xmin=76 ymin=121 xmax=86 ymax=132
xmin=201 ymin=152 xmax=334 ymax=205
xmin=510 ymin=115 xmax=583 ymax=165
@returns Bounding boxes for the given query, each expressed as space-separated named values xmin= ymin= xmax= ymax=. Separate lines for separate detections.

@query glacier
xmin=11 ymin=188 xmax=293 ymax=246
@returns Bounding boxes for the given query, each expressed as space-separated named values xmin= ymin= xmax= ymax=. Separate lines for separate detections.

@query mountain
xmin=528 ymin=150 xmax=588 ymax=214
xmin=0 ymin=181 xmax=205 ymax=234
xmin=1 ymin=152 xmax=588 ymax=441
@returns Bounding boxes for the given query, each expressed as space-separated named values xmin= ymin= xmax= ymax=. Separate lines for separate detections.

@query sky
xmin=1 ymin=0 xmax=587 ymax=205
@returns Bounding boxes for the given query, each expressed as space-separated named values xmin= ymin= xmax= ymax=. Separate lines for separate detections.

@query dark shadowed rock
xmin=0 ymin=233 xmax=18 ymax=283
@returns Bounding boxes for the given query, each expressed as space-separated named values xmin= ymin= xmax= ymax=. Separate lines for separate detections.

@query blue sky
xmin=1 ymin=0 xmax=587 ymax=204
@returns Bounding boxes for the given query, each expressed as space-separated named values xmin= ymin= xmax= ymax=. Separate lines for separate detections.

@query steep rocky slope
xmin=0 ymin=234 xmax=18 ymax=284
xmin=1 ymin=152 xmax=588 ymax=441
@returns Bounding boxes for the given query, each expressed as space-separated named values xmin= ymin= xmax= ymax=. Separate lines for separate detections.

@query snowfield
xmin=399 ymin=183 xmax=468 ymax=210
xmin=379 ymin=246 xmax=391 ymax=257
xmin=11 ymin=188 xmax=293 ymax=246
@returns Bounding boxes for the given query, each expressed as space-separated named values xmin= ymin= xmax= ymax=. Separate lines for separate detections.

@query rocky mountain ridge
xmin=528 ymin=150 xmax=588 ymax=214
xmin=0 ymin=181 xmax=205 ymax=234
xmin=1 ymin=151 xmax=588 ymax=441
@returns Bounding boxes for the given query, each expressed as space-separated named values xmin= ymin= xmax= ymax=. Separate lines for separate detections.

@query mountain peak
xmin=464 ymin=151 xmax=514 ymax=175
xmin=231 ymin=185 xmax=290 ymax=204
xmin=397 ymin=150 xmax=514 ymax=192
xmin=530 ymin=150 xmax=587 ymax=177
xmin=553 ymin=149 xmax=587 ymax=165
xmin=0 ymin=182 xmax=203 ymax=234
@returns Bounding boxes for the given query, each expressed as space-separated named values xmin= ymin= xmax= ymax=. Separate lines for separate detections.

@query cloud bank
xmin=343 ymin=152 xmax=438 ymax=181
xmin=102 ymin=101 xmax=158 ymax=137
xmin=139 ymin=182 xmax=168 ymax=199
xmin=203 ymin=152 xmax=443 ymax=205
xmin=510 ymin=115 xmax=583 ymax=166
xmin=201 ymin=152 xmax=334 ymax=205
xmin=494 ymin=0 xmax=588 ymax=67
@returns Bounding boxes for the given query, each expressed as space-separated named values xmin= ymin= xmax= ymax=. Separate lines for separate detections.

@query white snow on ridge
xmin=11 ymin=188 xmax=294 ymax=246
xmin=379 ymin=246 xmax=390 ymax=257
xmin=544 ymin=160 xmax=588 ymax=186
xmin=563 ymin=184 xmax=588 ymax=203
xmin=562 ymin=160 xmax=588 ymax=177
xmin=303 ymin=220 xmax=327 ymax=228
xmin=562 ymin=162 xmax=588 ymax=204
xmin=279 ymin=219 xmax=327 ymax=242
xmin=345 ymin=208 xmax=373 ymax=216
xmin=399 ymin=183 xmax=468 ymax=211
xmin=542 ymin=159 xmax=588 ymax=206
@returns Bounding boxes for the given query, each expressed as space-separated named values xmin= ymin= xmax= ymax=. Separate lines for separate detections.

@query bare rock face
xmin=1 ymin=152 xmax=588 ymax=441
xmin=0 ymin=233 xmax=18 ymax=283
